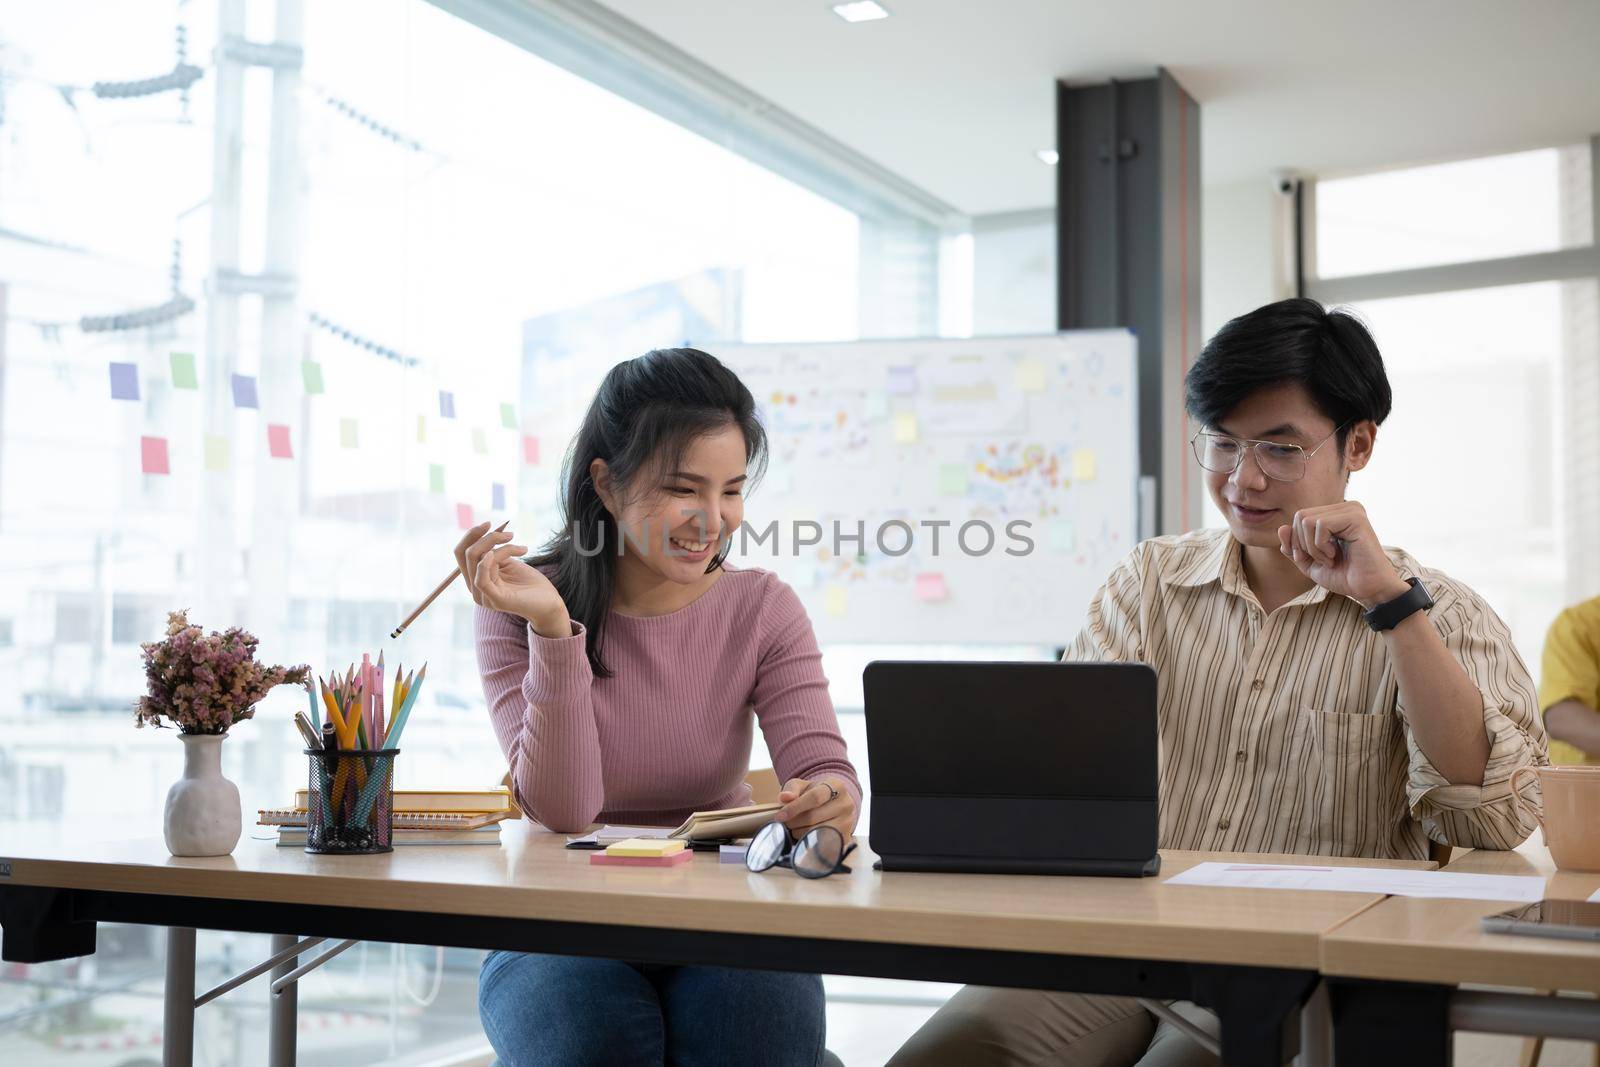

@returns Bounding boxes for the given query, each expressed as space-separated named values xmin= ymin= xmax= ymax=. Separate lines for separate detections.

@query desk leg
xmin=1191 ymin=965 xmax=1317 ymax=1066
xmin=1329 ymin=979 xmax=1450 ymax=1067
xmin=1295 ymin=980 xmax=1331 ymax=1067
xmin=163 ymin=927 xmax=196 ymax=1067
xmin=268 ymin=932 xmax=299 ymax=1067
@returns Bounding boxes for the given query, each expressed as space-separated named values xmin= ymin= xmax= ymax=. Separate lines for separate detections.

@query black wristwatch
xmin=1363 ymin=577 xmax=1433 ymax=632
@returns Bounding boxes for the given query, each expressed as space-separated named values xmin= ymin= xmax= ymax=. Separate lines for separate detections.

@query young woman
xmin=459 ymin=347 xmax=860 ymax=1067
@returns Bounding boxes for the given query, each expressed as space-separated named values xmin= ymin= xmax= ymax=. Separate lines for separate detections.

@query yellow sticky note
xmin=893 ymin=412 xmax=919 ymax=444
xmin=203 ymin=435 xmax=229 ymax=473
xmin=606 ymin=838 xmax=685 ymax=858
xmin=472 ymin=427 xmax=488 ymax=455
xmin=939 ymin=463 xmax=968 ymax=495
xmin=1072 ymin=449 xmax=1097 ymax=481
xmin=825 ymin=585 xmax=848 ymax=618
xmin=339 ymin=417 xmax=359 ymax=449
xmin=1017 ymin=360 xmax=1047 ymax=393
xmin=416 ymin=415 xmax=427 ymax=444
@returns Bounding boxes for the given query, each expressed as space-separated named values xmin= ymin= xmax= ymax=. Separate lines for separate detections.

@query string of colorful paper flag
xmin=107 ymin=328 xmax=540 ymax=532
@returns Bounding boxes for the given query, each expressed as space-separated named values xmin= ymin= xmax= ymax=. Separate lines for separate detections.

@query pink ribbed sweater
xmin=476 ymin=565 xmax=861 ymax=833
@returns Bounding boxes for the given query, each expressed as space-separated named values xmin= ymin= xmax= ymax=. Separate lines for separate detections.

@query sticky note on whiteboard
xmin=522 ymin=435 xmax=540 ymax=464
xmin=1050 ymin=522 xmax=1077 ymax=552
xmin=429 ymin=464 xmax=445 ymax=494
xmin=339 ymin=418 xmax=359 ymax=449
xmin=914 ymin=572 xmax=948 ymax=602
xmin=1072 ymin=449 xmax=1097 ymax=481
xmin=939 ymin=463 xmax=968 ymax=495
xmin=894 ymin=412 xmax=919 ymax=444
xmin=1016 ymin=360 xmax=1047 ymax=393
xmin=302 ymin=360 xmax=325 ymax=395
xmin=887 ymin=365 xmax=917 ymax=396
xmin=456 ymin=503 xmax=475 ymax=529
xmin=825 ymin=585 xmax=848 ymax=618
xmin=865 ymin=391 xmax=889 ymax=419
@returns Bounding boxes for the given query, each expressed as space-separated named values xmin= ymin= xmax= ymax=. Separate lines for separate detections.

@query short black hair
xmin=1184 ymin=298 xmax=1392 ymax=445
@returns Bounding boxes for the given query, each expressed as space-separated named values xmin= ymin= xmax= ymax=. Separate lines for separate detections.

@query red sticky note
xmin=140 ymin=436 xmax=170 ymax=475
xmin=456 ymin=503 xmax=475 ymax=529
xmin=266 ymin=424 xmax=293 ymax=458
xmin=522 ymin=435 xmax=539 ymax=465
xmin=914 ymin=572 xmax=948 ymax=602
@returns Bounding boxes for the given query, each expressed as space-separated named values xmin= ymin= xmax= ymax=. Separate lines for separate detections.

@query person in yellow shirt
xmin=1539 ymin=595 xmax=1600 ymax=764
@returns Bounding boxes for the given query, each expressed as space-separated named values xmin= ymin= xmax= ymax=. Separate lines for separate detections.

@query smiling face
xmin=1202 ymin=383 xmax=1376 ymax=549
xmin=593 ymin=423 xmax=749 ymax=584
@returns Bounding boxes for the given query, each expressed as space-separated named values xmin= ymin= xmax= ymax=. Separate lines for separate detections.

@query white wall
xmin=970 ymin=208 xmax=1055 ymax=336
xmin=1202 ymin=177 xmax=1285 ymax=337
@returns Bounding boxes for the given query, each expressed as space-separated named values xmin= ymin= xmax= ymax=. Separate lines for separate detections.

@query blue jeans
xmin=478 ymin=950 xmax=826 ymax=1066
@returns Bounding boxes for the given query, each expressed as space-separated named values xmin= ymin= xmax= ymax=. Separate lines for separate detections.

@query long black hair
xmin=529 ymin=348 xmax=767 ymax=677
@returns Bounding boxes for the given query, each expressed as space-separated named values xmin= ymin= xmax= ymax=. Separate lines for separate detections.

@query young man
xmin=1540 ymin=596 xmax=1600 ymax=764
xmin=890 ymin=298 xmax=1549 ymax=1067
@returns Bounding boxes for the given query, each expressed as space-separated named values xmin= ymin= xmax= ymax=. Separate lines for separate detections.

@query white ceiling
xmin=597 ymin=0 xmax=1600 ymax=216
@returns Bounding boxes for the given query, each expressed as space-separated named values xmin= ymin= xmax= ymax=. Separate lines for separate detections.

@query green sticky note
xmin=340 ymin=418 xmax=359 ymax=449
xmin=472 ymin=428 xmax=488 ymax=455
xmin=170 ymin=352 xmax=198 ymax=389
xmin=429 ymin=464 xmax=444 ymax=494
xmin=939 ymin=463 xmax=968 ymax=495
xmin=301 ymin=360 xmax=325 ymax=394
xmin=500 ymin=402 xmax=517 ymax=430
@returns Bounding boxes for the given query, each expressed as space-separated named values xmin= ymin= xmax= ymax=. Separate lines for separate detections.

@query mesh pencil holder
xmin=304 ymin=747 xmax=400 ymax=854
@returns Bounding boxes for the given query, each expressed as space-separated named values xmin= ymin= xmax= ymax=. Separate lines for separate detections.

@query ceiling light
xmin=832 ymin=2 xmax=890 ymax=23
xmin=1036 ymin=149 xmax=1059 ymax=165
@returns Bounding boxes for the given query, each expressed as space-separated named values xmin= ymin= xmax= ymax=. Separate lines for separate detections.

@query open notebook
xmin=566 ymin=803 xmax=782 ymax=847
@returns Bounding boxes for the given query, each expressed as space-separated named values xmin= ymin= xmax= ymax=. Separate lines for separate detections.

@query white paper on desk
xmin=1588 ymin=888 xmax=1600 ymax=903
xmin=565 ymin=825 xmax=673 ymax=847
xmin=1165 ymin=862 xmax=1546 ymax=903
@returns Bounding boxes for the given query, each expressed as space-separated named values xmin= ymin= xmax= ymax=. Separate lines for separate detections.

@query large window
xmin=1304 ymin=144 xmax=1599 ymax=670
xmin=0 ymin=2 xmax=946 ymax=1061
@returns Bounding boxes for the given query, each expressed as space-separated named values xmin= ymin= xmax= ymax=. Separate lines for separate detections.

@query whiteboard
xmin=717 ymin=331 xmax=1138 ymax=645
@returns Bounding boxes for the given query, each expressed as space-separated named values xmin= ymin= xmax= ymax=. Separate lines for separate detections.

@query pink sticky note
xmin=914 ymin=572 xmax=948 ymax=602
xmin=456 ymin=503 xmax=475 ymax=529
xmin=522 ymin=435 xmax=540 ymax=465
xmin=266 ymin=424 xmax=293 ymax=458
xmin=140 ymin=436 xmax=170 ymax=475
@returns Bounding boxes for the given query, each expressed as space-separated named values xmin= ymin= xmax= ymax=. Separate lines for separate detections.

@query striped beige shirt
xmin=1064 ymin=528 xmax=1548 ymax=860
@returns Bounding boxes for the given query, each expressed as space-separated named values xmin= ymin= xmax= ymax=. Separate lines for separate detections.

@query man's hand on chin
xmin=1277 ymin=501 xmax=1410 ymax=609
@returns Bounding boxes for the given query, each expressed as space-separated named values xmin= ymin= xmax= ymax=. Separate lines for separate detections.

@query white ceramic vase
xmin=164 ymin=732 xmax=242 ymax=857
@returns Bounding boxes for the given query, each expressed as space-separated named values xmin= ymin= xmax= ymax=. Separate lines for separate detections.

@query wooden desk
xmin=1321 ymin=840 xmax=1600 ymax=1066
xmin=1 ymin=823 xmax=1431 ymax=1067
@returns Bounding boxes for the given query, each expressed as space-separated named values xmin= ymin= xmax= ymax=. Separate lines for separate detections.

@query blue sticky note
xmin=231 ymin=373 xmax=259 ymax=409
xmin=439 ymin=391 xmax=456 ymax=419
xmin=492 ymin=482 xmax=506 ymax=510
xmin=109 ymin=362 xmax=140 ymax=401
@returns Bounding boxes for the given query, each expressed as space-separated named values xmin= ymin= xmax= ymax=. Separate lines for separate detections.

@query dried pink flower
xmin=134 ymin=610 xmax=310 ymax=735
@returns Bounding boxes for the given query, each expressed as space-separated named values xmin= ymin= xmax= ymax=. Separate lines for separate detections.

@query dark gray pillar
xmin=1056 ymin=68 xmax=1201 ymax=535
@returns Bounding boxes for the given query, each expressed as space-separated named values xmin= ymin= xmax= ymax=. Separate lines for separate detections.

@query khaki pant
xmin=888 ymin=988 xmax=1223 ymax=1067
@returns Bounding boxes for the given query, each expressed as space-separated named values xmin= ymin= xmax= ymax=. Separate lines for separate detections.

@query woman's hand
xmin=453 ymin=522 xmax=572 ymax=637
xmin=775 ymin=776 xmax=857 ymax=842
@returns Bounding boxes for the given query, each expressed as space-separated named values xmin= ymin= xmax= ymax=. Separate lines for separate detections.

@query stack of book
xmin=259 ymin=787 xmax=516 ymax=847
